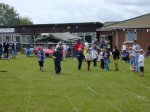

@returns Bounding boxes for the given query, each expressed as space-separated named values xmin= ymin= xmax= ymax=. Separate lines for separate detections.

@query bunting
xmin=114 ymin=28 xmax=150 ymax=32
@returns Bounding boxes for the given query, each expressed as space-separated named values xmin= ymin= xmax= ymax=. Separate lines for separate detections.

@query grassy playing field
xmin=0 ymin=54 xmax=150 ymax=112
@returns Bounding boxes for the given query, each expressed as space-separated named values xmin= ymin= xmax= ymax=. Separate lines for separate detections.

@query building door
xmin=108 ymin=36 xmax=112 ymax=50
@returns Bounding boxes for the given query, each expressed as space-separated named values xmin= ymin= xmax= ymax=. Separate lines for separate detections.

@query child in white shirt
xmin=138 ymin=49 xmax=145 ymax=77
xmin=85 ymin=50 xmax=92 ymax=71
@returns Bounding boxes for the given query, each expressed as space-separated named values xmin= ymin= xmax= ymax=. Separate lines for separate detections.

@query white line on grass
xmin=106 ymin=101 xmax=123 ymax=112
xmin=26 ymin=80 xmax=32 ymax=112
xmin=63 ymin=92 xmax=79 ymax=112
xmin=140 ymin=84 xmax=150 ymax=90
xmin=86 ymin=85 xmax=98 ymax=95
xmin=126 ymin=90 xmax=149 ymax=102
xmin=86 ymin=86 xmax=123 ymax=112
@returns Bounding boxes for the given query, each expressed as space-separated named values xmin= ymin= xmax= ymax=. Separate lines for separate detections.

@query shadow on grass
xmin=0 ymin=70 xmax=8 ymax=72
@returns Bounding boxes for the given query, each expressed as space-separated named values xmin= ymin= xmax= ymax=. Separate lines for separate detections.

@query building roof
xmin=103 ymin=21 xmax=120 ymax=26
xmin=37 ymin=32 xmax=82 ymax=42
xmin=97 ymin=13 xmax=150 ymax=31
xmin=0 ymin=22 xmax=103 ymax=28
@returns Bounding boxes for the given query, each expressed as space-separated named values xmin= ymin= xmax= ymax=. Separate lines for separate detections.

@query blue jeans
xmin=134 ymin=53 xmax=139 ymax=72
xmin=12 ymin=50 xmax=16 ymax=59
xmin=104 ymin=58 xmax=109 ymax=70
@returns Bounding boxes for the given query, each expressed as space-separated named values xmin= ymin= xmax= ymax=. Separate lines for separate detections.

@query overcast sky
xmin=1 ymin=0 xmax=150 ymax=24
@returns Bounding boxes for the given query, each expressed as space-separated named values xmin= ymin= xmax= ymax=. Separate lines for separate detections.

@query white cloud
xmin=0 ymin=0 xmax=150 ymax=24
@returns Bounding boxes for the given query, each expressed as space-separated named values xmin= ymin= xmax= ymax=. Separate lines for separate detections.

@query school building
xmin=97 ymin=13 xmax=150 ymax=51
xmin=0 ymin=22 xmax=103 ymax=49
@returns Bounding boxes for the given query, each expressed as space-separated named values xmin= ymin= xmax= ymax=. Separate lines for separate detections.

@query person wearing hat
xmin=138 ymin=49 xmax=145 ymax=77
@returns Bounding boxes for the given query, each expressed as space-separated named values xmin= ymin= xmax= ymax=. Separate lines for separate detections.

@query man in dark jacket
xmin=11 ymin=41 xmax=17 ymax=59
xmin=52 ymin=47 xmax=62 ymax=74
xmin=77 ymin=48 xmax=84 ymax=70
xmin=0 ymin=42 xmax=3 ymax=59
xmin=112 ymin=46 xmax=120 ymax=71
xmin=3 ymin=41 xmax=9 ymax=59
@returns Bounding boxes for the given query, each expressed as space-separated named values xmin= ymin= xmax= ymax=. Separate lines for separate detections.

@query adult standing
xmin=52 ymin=47 xmax=62 ymax=74
xmin=121 ymin=42 xmax=128 ymax=62
xmin=77 ymin=48 xmax=84 ymax=70
xmin=73 ymin=40 xmax=80 ymax=58
xmin=11 ymin=41 xmax=17 ymax=59
xmin=3 ymin=41 xmax=9 ymax=59
xmin=112 ymin=46 xmax=120 ymax=71
xmin=62 ymin=43 xmax=67 ymax=60
xmin=133 ymin=40 xmax=141 ymax=72
xmin=0 ymin=41 xmax=3 ymax=59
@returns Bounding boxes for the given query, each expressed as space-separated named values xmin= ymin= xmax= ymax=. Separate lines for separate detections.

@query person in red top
xmin=79 ymin=42 xmax=84 ymax=51
xmin=73 ymin=40 xmax=80 ymax=57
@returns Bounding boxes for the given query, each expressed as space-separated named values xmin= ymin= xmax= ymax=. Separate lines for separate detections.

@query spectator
xmin=133 ymin=40 xmax=141 ymax=72
xmin=112 ymin=46 xmax=120 ymax=71
xmin=77 ymin=48 xmax=84 ymax=70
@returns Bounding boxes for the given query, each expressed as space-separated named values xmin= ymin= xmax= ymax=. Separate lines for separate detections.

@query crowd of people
xmin=0 ymin=39 xmax=147 ymax=77
xmin=0 ymin=41 xmax=17 ymax=60
xmin=36 ymin=39 xmax=146 ymax=77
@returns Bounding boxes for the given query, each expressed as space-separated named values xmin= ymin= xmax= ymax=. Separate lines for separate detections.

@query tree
xmin=19 ymin=16 xmax=33 ymax=25
xmin=0 ymin=3 xmax=33 ymax=25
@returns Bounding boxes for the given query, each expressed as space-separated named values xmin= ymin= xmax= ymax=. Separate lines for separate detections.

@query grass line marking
xmin=63 ymin=91 xmax=78 ymax=112
xmin=86 ymin=85 xmax=98 ymax=95
xmin=107 ymin=101 xmax=123 ymax=112
xmin=126 ymin=90 xmax=149 ymax=102
xmin=26 ymin=80 xmax=32 ymax=112
xmin=86 ymin=85 xmax=123 ymax=112
xmin=141 ymin=84 xmax=150 ymax=90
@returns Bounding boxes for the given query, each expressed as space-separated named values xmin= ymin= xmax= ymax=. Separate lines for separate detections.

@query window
xmin=85 ymin=36 xmax=92 ymax=43
xmin=16 ymin=36 xmax=20 ymax=42
xmin=0 ymin=35 xmax=2 ymax=41
xmin=125 ymin=31 xmax=137 ymax=42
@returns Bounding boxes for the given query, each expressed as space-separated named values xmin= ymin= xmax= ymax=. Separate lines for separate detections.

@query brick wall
xmin=98 ymin=30 xmax=150 ymax=51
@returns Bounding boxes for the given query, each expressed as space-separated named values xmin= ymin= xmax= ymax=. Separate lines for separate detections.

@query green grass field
xmin=0 ymin=54 xmax=150 ymax=112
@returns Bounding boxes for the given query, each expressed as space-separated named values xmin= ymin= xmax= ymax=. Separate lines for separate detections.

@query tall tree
xmin=0 ymin=3 xmax=33 ymax=25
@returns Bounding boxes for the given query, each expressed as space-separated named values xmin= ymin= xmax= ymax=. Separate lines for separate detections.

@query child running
xmin=37 ymin=47 xmax=45 ymax=72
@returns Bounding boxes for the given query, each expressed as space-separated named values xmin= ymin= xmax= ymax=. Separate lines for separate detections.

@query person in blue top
xmin=77 ymin=48 xmax=84 ymax=70
xmin=52 ymin=47 xmax=62 ymax=74
xmin=37 ymin=47 xmax=45 ymax=72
